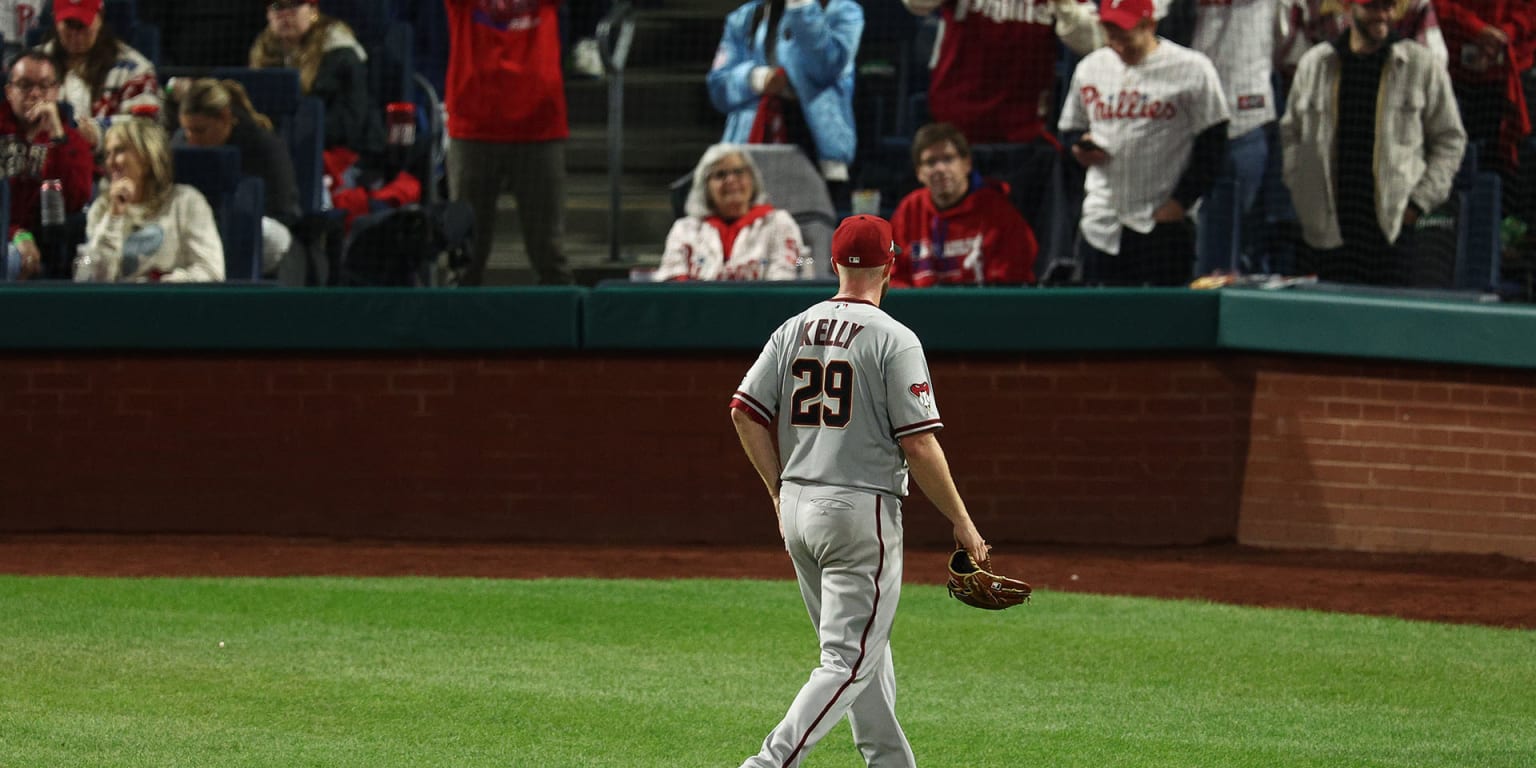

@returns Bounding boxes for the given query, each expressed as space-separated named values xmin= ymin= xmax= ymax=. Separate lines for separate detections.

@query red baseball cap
xmin=55 ymin=0 xmax=102 ymax=25
xmin=832 ymin=215 xmax=900 ymax=269
xmin=1100 ymin=0 xmax=1155 ymax=30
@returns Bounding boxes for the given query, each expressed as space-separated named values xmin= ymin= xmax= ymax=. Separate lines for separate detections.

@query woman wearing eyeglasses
xmin=653 ymin=144 xmax=810 ymax=282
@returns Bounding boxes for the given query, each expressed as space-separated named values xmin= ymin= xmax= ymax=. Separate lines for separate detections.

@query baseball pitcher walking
xmin=729 ymin=215 xmax=991 ymax=768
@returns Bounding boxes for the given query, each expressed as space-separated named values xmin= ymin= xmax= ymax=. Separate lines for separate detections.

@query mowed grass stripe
xmin=1 ymin=577 xmax=1531 ymax=768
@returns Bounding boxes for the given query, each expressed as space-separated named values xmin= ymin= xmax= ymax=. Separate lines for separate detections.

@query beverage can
xmin=386 ymin=102 xmax=417 ymax=147
xmin=40 ymin=178 xmax=65 ymax=227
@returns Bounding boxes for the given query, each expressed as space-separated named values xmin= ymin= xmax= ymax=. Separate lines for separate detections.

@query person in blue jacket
xmin=707 ymin=0 xmax=862 ymax=202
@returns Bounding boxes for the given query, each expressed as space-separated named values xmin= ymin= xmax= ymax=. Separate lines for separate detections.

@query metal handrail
xmin=597 ymin=2 xmax=637 ymax=264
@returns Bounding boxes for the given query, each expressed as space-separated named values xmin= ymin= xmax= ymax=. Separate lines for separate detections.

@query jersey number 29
xmin=790 ymin=359 xmax=853 ymax=428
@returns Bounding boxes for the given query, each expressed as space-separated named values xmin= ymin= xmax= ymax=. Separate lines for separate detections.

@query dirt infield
xmin=2 ymin=535 xmax=1533 ymax=630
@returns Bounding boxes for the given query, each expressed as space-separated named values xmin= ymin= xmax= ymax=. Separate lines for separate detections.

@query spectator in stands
xmin=1279 ymin=0 xmax=1448 ymax=75
xmin=1 ymin=50 xmax=92 ymax=279
xmin=707 ymin=0 xmax=863 ymax=202
xmin=1189 ymin=0 xmax=1283 ymax=278
xmin=1060 ymin=0 xmax=1284 ymax=277
xmin=1281 ymin=0 xmax=1466 ymax=286
xmin=654 ymin=144 xmax=808 ymax=281
xmin=81 ymin=118 xmax=224 ymax=281
xmin=901 ymin=0 xmax=1090 ymax=146
xmin=174 ymin=78 xmax=300 ymax=276
xmin=249 ymin=0 xmax=384 ymax=160
xmin=443 ymin=0 xmax=572 ymax=287
xmin=1058 ymin=0 xmax=1229 ymax=286
xmin=1437 ymin=1 xmax=1536 ymax=176
xmin=888 ymin=123 xmax=1036 ymax=287
xmin=39 ymin=0 xmax=160 ymax=152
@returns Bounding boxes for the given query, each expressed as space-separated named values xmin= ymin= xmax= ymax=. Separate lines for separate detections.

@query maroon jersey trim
xmin=893 ymin=418 xmax=944 ymax=438
xmin=730 ymin=393 xmax=772 ymax=426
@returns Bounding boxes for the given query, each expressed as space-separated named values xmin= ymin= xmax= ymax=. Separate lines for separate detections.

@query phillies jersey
xmin=1058 ymin=40 xmax=1229 ymax=254
xmin=654 ymin=206 xmax=808 ymax=281
xmin=888 ymin=179 xmax=1037 ymax=286
xmin=927 ymin=0 xmax=1069 ymax=143
xmin=1191 ymin=0 xmax=1276 ymax=138
xmin=444 ymin=0 xmax=568 ymax=143
xmin=731 ymin=299 xmax=940 ymax=497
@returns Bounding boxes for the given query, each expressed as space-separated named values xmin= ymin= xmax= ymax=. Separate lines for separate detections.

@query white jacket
xmin=1280 ymin=38 xmax=1466 ymax=249
xmin=654 ymin=208 xmax=808 ymax=281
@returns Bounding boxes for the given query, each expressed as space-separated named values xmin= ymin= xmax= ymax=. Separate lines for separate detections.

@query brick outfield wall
xmin=0 ymin=353 xmax=1532 ymax=561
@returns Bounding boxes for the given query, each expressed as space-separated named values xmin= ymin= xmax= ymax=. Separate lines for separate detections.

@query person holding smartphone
xmin=1058 ymin=0 xmax=1230 ymax=286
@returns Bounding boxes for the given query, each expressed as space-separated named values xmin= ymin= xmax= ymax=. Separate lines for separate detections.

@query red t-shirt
xmin=444 ymin=0 xmax=568 ymax=143
xmin=928 ymin=0 xmax=1060 ymax=144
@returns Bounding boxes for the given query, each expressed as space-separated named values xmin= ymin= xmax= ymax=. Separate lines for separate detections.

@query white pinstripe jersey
xmin=1058 ymin=39 xmax=1230 ymax=254
xmin=733 ymin=298 xmax=941 ymax=497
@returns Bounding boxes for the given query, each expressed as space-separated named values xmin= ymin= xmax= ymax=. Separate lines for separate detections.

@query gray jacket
xmin=1280 ymin=37 xmax=1466 ymax=248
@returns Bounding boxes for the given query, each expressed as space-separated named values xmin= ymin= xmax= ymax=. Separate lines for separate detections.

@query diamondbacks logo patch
xmin=910 ymin=382 xmax=933 ymax=413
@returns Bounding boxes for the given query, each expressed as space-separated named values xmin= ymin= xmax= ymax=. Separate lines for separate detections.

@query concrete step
xmin=622 ymin=12 xmax=725 ymax=71
xmin=484 ymin=173 xmax=679 ymax=278
xmin=566 ymin=71 xmax=720 ymax=131
xmin=565 ymin=125 xmax=720 ymax=176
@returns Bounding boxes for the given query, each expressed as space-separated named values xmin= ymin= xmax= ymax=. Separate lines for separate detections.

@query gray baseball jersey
xmin=732 ymin=297 xmax=941 ymax=497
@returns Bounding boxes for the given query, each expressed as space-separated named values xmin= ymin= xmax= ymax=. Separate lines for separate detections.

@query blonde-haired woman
xmin=654 ymin=145 xmax=809 ymax=281
xmin=176 ymin=78 xmax=300 ymax=275
xmin=83 ymin=119 xmax=224 ymax=282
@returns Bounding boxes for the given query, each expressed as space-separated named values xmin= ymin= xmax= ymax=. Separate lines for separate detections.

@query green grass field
xmin=2 ymin=576 xmax=1532 ymax=768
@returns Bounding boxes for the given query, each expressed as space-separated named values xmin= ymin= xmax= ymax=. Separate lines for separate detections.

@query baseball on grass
xmin=218 ymin=641 xmax=225 ymax=648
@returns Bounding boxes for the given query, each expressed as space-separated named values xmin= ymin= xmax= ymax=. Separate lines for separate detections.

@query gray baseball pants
xmin=741 ymin=481 xmax=915 ymax=768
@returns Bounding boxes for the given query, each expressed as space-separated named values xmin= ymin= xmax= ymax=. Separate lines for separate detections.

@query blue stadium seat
xmin=0 ymin=179 xmax=12 ymax=281
xmin=1457 ymin=171 xmax=1502 ymax=292
xmin=172 ymin=146 xmax=266 ymax=281
xmin=288 ymin=97 xmax=327 ymax=216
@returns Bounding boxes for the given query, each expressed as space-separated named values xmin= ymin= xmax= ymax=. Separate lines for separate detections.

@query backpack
xmin=339 ymin=200 xmax=474 ymax=286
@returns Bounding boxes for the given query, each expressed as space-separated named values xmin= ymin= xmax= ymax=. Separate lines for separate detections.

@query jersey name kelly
xmin=800 ymin=319 xmax=866 ymax=349
xmin=1080 ymin=86 xmax=1179 ymax=121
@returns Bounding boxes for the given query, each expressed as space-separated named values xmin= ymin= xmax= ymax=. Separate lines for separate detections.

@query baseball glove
xmin=947 ymin=548 xmax=1032 ymax=610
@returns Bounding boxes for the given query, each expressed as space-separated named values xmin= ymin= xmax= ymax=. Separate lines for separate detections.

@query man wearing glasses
xmin=0 ymin=51 xmax=93 ymax=279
